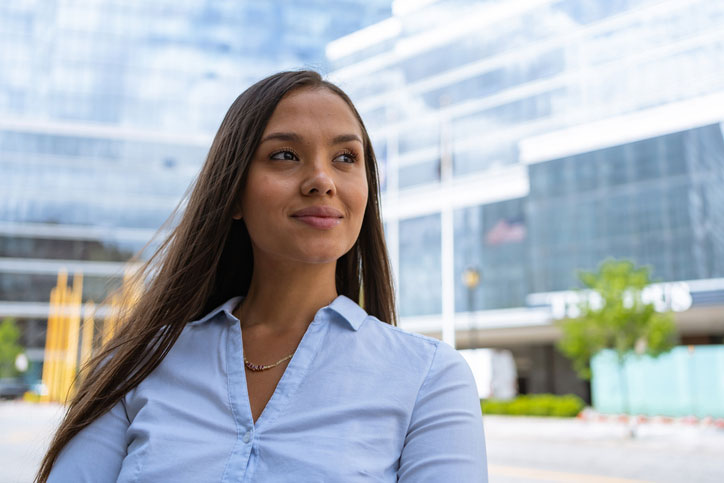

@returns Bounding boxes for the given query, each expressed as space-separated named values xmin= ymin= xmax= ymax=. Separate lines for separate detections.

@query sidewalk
xmin=484 ymin=412 xmax=724 ymax=482
xmin=484 ymin=410 xmax=724 ymax=448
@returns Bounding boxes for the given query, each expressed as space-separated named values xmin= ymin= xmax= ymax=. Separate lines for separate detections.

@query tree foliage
xmin=556 ymin=259 xmax=678 ymax=380
xmin=0 ymin=318 xmax=25 ymax=378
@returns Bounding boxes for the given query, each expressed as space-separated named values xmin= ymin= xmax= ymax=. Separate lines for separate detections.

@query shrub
xmin=481 ymin=393 xmax=585 ymax=417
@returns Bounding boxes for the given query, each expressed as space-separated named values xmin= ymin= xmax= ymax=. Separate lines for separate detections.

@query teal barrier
xmin=591 ymin=345 xmax=724 ymax=418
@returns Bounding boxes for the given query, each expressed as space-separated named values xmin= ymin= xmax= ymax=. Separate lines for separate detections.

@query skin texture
xmin=231 ymin=87 xmax=369 ymax=421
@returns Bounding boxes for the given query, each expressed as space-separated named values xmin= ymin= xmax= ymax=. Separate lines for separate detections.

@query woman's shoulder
xmin=362 ymin=314 xmax=440 ymax=349
xmin=358 ymin=315 xmax=470 ymax=380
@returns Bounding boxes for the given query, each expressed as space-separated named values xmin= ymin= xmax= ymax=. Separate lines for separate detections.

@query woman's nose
xmin=300 ymin=160 xmax=336 ymax=196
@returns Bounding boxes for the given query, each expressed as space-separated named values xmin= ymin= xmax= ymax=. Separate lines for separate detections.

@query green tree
xmin=556 ymin=259 xmax=678 ymax=415
xmin=0 ymin=318 xmax=25 ymax=378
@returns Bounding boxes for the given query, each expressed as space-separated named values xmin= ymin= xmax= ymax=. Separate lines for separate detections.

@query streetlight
xmin=462 ymin=267 xmax=481 ymax=348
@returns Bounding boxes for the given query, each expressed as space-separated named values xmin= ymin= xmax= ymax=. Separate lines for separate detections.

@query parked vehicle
xmin=0 ymin=378 xmax=29 ymax=400
xmin=458 ymin=349 xmax=518 ymax=400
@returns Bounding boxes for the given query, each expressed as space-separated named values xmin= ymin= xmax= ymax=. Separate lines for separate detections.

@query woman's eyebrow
xmin=259 ymin=132 xmax=362 ymax=145
xmin=330 ymin=134 xmax=363 ymax=145
xmin=260 ymin=132 xmax=302 ymax=144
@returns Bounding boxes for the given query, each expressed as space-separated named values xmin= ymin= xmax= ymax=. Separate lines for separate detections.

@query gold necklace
xmin=238 ymin=311 xmax=297 ymax=372
xmin=244 ymin=352 xmax=294 ymax=372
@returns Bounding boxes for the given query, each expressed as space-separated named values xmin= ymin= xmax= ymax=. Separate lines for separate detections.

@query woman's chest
xmin=245 ymin=362 xmax=289 ymax=424
xmin=120 ymin=376 xmax=409 ymax=482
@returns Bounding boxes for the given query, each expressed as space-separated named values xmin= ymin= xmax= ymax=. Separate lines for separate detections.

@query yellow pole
xmin=58 ymin=272 xmax=70 ymax=403
xmin=103 ymin=294 xmax=119 ymax=347
xmin=62 ymin=273 xmax=83 ymax=402
xmin=51 ymin=270 xmax=68 ymax=402
xmin=41 ymin=286 xmax=59 ymax=402
xmin=80 ymin=301 xmax=95 ymax=371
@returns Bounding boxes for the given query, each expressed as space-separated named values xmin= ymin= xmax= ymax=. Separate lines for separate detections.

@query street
xmin=1 ymin=402 xmax=723 ymax=482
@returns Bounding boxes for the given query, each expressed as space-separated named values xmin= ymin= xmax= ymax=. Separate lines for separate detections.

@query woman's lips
xmin=292 ymin=215 xmax=342 ymax=229
xmin=291 ymin=206 xmax=343 ymax=229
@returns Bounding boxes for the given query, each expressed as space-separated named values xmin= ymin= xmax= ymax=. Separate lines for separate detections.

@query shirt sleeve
xmin=397 ymin=341 xmax=488 ymax=482
xmin=48 ymin=399 xmax=129 ymax=482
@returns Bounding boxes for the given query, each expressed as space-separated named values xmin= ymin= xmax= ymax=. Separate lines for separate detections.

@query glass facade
xmin=329 ymin=0 xmax=724 ymax=328
xmin=449 ymin=124 xmax=724 ymax=311
xmin=1 ymin=272 xmax=122 ymax=304
xmin=399 ymin=213 xmax=442 ymax=317
xmin=454 ymin=198 xmax=528 ymax=312
xmin=333 ymin=0 xmax=724 ymax=190
xmin=528 ymin=125 xmax=724 ymax=292
xmin=0 ymin=1 xmax=391 ymax=130
xmin=0 ymin=0 xmax=392 ymax=348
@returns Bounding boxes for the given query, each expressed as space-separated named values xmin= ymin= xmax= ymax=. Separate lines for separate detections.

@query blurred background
xmin=1 ymin=0 xmax=723 ymax=482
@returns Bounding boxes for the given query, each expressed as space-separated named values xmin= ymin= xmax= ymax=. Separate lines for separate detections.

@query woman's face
xmin=236 ymin=87 xmax=369 ymax=266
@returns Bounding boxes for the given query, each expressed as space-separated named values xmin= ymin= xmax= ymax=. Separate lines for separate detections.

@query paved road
xmin=2 ymin=402 xmax=723 ymax=482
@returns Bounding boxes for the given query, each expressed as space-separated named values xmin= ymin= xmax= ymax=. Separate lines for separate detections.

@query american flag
xmin=485 ymin=217 xmax=526 ymax=245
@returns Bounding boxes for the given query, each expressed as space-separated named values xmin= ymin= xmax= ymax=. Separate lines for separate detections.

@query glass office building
xmin=0 ymin=0 xmax=392 ymax=368
xmin=329 ymin=0 xmax=724 ymax=398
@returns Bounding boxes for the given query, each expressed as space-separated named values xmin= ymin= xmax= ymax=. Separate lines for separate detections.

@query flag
xmin=485 ymin=217 xmax=526 ymax=245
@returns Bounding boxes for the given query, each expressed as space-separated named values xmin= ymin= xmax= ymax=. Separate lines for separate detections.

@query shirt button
xmin=243 ymin=430 xmax=253 ymax=443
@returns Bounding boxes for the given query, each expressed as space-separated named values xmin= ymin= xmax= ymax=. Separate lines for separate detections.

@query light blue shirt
xmin=49 ymin=295 xmax=488 ymax=482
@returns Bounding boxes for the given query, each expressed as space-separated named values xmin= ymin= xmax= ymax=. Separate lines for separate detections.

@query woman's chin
xmin=299 ymin=254 xmax=344 ymax=265
xmin=289 ymin=248 xmax=347 ymax=265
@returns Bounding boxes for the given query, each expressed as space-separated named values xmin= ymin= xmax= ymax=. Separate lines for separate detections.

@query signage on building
xmin=528 ymin=281 xmax=693 ymax=320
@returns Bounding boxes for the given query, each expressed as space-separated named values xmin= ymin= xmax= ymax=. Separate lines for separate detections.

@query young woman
xmin=38 ymin=71 xmax=487 ymax=482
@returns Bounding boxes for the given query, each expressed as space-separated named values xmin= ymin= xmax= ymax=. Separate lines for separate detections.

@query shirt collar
xmin=187 ymin=294 xmax=367 ymax=331
xmin=326 ymin=294 xmax=368 ymax=331
xmin=188 ymin=295 xmax=244 ymax=326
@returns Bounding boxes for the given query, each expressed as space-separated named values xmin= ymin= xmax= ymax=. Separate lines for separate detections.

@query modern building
xmin=0 ymin=0 xmax=392 ymax=377
xmin=328 ymin=0 xmax=724 ymax=400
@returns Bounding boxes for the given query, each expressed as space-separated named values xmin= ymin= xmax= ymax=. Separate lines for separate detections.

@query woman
xmin=38 ymin=71 xmax=487 ymax=482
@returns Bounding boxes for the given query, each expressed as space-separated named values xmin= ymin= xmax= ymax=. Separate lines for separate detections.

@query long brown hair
xmin=36 ymin=70 xmax=396 ymax=482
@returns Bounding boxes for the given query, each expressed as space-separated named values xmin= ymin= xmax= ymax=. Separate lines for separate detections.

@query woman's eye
xmin=334 ymin=152 xmax=357 ymax=164
xmin=270 ymin=150 xmax=298 ymax=161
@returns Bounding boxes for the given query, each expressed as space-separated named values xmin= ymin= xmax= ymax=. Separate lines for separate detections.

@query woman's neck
xmin=234 ymin=257 xmax=338 ymax=334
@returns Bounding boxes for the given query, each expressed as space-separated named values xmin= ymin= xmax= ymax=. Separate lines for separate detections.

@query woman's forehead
xmin=263 ymin=87 xmax=363 ymax=138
